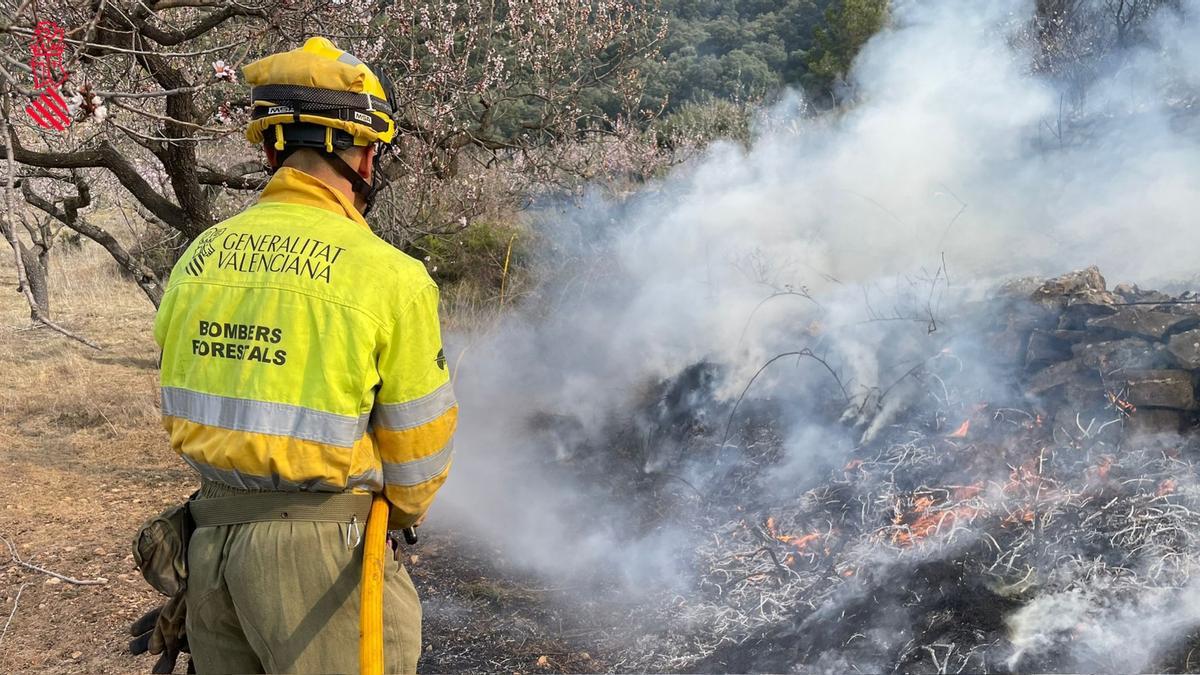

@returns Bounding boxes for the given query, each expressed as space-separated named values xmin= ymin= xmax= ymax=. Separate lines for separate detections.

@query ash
xmin=547 ymin=268 xmax=1200 ymax=673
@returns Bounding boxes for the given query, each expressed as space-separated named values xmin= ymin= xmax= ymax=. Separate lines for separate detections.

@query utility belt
xmin=133 ymin=484 xmax=375 ymax=598
xmin=189 ymin=489 xmax=373 ymax=529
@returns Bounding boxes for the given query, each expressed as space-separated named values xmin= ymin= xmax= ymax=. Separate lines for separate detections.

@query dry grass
xmin=0 ymin=238 xmax=192 ymax=674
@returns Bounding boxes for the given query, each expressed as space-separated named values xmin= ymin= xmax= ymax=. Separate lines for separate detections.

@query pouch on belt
xmin=133 ymin=492 xmax=197 ymax=597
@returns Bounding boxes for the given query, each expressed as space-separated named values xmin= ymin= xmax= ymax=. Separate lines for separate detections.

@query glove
xmin=129 ymin=593 xmax=192 ymax=674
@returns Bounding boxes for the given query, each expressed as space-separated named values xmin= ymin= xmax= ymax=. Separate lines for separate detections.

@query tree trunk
xmin=19 ymin=242 xmax=49 ymax=320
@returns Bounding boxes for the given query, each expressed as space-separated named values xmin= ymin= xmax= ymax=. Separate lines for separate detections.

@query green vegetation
xmin=655 ymin=97 xmax=757 ymax=149
xmin=805 ymin=0 xmax=890 ymax=92
xmin=647 ymin=0 xmax=889 ymax=112
xmin=648 ymin=0 xmax=826 ymax=108
xmin=405 ymin=221 xmax=528 ymax=324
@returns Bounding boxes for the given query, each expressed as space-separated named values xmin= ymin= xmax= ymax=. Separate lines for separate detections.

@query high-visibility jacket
xmin=153 ymin=167 xmax=456 ymax=527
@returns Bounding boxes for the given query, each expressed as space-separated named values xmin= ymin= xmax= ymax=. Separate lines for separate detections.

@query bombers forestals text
xmin=192 ymin=320 xmax=287 ymax=366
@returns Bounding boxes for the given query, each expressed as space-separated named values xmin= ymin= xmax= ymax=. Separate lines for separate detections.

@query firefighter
xmin=128 ymin=37 xmax=457 ymax=674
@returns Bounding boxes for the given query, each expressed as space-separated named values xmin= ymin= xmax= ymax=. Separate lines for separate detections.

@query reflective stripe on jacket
xmin=153 ymin=167 xmax=456 ymax=527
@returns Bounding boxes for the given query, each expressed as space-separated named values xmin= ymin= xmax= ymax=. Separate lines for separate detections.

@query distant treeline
xmin=648 ymin=0 xmax=888 ymax=110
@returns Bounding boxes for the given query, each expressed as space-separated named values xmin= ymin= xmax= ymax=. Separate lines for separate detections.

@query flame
xmin=948 ymin=419 xmax=971 ymax=438
xmin=789 ymin=533 xmax=820 ymax=550
xmin=1106 ymin=390 xmax=1137 ymax=413
xmin=1157 ymin=479 xmax=1177 ymax=497
xmin=766 ymin=517 xmax=823 ymax=553
xmin=891 ymin=496 xmax=982 ymax=547
xmin=843 ymin=459 xmax=864 ymax=472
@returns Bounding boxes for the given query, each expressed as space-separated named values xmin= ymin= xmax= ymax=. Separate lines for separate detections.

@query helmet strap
xmin=327 ymin=148 xmax=387 ymax=217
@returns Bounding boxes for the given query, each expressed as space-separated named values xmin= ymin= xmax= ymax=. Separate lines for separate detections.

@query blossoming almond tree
xmin=0 ymin=0 xmax=666 ymax=332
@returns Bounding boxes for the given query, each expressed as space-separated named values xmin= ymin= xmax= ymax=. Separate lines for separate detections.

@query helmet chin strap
xmin=326 ymin=148 xmax=386 ymax=217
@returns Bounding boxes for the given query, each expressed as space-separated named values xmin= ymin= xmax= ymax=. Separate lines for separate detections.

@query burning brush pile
xmin=605 ymin=268 xmax=1200 ymax=673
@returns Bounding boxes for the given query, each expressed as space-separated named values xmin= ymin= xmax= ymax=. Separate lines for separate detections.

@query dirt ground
xmin=0 ymin=242 xmax=610 ymax=674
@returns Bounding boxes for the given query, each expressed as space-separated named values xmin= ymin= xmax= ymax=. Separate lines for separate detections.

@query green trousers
xmin=185 ymin=491 xmax=422 ymax=674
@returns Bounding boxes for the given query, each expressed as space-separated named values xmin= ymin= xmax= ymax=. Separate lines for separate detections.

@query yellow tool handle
xmin=359 ymin=495 xmax=389 ymax=675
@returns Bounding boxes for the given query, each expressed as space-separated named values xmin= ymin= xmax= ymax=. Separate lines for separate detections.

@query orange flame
xmin=948 ymin=419 xmax=970 ymax=438
xmin=789 ymin=533 xmax=820 ymax=550
xmin=891 ymin=496 xmax=982 ymax=547
xmin=766 ymin=517 xmax=824 ymax=553
xmin=1106 ymin=391 xmax=1137 ymax=413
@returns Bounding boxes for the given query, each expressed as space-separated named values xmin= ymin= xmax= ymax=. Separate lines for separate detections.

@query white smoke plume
xmin=431 ymin=0 xmax=1200 ymax=663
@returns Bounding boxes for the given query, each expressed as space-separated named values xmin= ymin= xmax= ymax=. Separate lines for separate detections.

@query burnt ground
xmin=414 ymin=524 xmax=625 ymax=674
xmin=0 ymin=250 xmax=624 ymax=674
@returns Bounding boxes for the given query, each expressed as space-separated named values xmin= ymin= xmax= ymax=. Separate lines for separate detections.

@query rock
xmin=1049 ymin=329 xmax=1091 ymax=343
xmin=1160 ymin=304 xmax=1200 ymax=327
xmin=1025 ymin=330 xmax=1073 ymax=369
xmin=70 ymin=651 xmax=82 ymax=660
xmin=1160 ymin=291 xmax=1200 ymax=316
xmin=1124 ymin=409 xmax=1183 ymax=437
xmin=1050 ymin=405 xmax=1121 ymax=440
xmin=1114 ymin=282 xmax=1173 ymax=305
xmin=1168 ymin=329 xmax=1200 ymax=368
xmin=995 ymin=276 xmax=1044 ymax=299
xmin=1120 ymin=370 xmax=1196 ymax=410
xmin=1065 ymin=382 xmax=1108 ymax=409
xmin=998 ymin=300 xmax=1059 ymax=332
xmin=984 ymin=328 xmax=1028 ymax=367
xmin=1025 ymin=359 xmax=1099 ymax=396
xmin=1072 ymin=338 xmax=1169 ymax=371
xmin=1059 ymin=301 xmax=1117 ymax=330
xmin=1088 ymin=308 xmax=1188 ymax=340
xmin=1031 ymin=266 xmax=1117 ymax=307
xmin=44 ymin=577 xmax=61 ymax=585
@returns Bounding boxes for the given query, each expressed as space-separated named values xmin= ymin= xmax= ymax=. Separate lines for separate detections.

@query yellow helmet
xmin=243 ymin=37 xmax=396 ymax=152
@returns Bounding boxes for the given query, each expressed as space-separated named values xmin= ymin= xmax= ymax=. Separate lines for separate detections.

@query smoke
xmin=1008 ymin=573 xmax=1200 ymax=672
xmin=433 ymin=0 xmax=1200 ymax=665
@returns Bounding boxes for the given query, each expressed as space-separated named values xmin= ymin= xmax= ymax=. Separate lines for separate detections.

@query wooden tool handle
xmin=359 ymin=495 xmax=389 ymax=675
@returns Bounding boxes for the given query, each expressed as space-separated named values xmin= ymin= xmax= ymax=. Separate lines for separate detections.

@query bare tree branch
xmin=20 ymin=170 xmax=165 ymax=306
xmin=0 ymin=93 xmax=101 ymax=349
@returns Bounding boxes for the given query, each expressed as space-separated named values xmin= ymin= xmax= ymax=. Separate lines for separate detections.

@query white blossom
xmin=67 ymin=92 xmax=83 ymax=117
xmin=213 ymin=60 xmax=238 ymax=83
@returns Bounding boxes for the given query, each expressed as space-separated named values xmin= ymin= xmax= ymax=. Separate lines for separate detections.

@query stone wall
xmin=990 ymin=266 xmax=1200 ymax=437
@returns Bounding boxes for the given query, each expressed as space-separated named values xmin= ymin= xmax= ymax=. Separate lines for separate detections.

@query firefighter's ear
xmin=357 ymin=144 xmax=377 ymax=182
